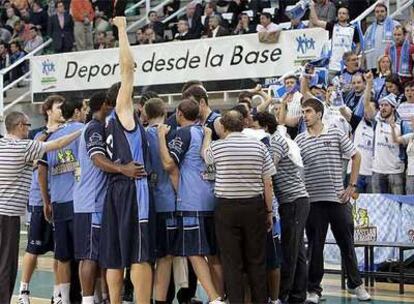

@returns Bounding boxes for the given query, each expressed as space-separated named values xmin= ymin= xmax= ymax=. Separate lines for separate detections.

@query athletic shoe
xmin=209 ymin=298 xmax=226 ymax=304
xmin=18 ymin=291 xmax=30 ymax=304
xmin=348 ymin=285 xmax=371 ymax=301
xmin=52 ymin=295 xmax=63 ymax=304
xmin=306 ymin=292 xmax=320 ymax=304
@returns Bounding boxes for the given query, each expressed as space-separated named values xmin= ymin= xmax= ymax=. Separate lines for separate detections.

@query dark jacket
xmin=48 ymin=12 xmax=74 ymax=53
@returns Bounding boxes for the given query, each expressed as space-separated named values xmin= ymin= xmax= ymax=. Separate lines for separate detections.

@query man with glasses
xmin=0 ymin=111 xmax=81 ymax=304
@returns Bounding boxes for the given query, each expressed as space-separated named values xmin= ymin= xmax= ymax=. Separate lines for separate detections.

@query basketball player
xmin=99 ymin=16 xmax=154 ymax=304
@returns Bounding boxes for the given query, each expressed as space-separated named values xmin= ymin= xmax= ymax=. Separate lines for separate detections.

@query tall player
xmin=39 ymin=98 xmax=87 ymax=304
xmin=73 ymin=92 xmax=144 ymax=304
xmin=18 ymin=96 xmax=65 ymax=304
xmin=99 ymin=16 xmax=154 ymax=304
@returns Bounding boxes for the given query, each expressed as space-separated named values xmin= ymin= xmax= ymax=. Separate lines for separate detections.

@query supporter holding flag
xmin=363 ymin=71 xmax=412 ymax=194
xmin=364 ymin=2 xmax=399 ymax=73
xmin=386 ymin=25 xmax=414 ymax=82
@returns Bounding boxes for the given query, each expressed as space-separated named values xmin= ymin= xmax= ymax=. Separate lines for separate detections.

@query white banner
xmin=31 ymin=28 xmax=328 ymax=95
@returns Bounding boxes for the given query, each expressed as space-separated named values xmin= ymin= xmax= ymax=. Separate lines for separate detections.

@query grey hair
xmin=5 ymin=111 xmax=27 ymax=132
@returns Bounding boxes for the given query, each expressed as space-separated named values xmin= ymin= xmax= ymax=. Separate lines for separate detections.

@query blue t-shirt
xmin=28 ymin=130 xmax=47 ymax=207
xmin=45 ymin=121 xmax=84 ymax=204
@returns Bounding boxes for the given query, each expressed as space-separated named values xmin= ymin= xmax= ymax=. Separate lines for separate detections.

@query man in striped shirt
xmin=204 ymin=110 xmax=276 ymax=304
xmin=0 ymin=111 xmax=81 ymax=304
xmin=294 ymin=99 xmax=370 ymax=303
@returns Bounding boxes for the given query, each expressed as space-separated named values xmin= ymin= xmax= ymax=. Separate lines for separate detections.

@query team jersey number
xmin=106 ymin=134 xmax=114 ymax=159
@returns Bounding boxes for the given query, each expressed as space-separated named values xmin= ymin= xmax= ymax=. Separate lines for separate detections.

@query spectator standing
xmin=94 ymin=11 xmax=111 ymax=33
xmin=279 ymin=75 xmax=303 ymax=138
xmin=373 ymin=55 xmax=393 ymax=101
xmin=364 ymin=3 xmax=399 ymax=72
xmin=203 ymin=2 xmax=218 ymax=30
xmin=9 ymin=40 xmax=25 ymax=83
xmin=309 ymin=2 xmax=360 ymax=77
xmin=390 ymin=118 xmax=414 ymax=194
xmin=295 ymin=98 xmax=370 ymax=303
xmin=0 ymin=41 xmax=10 ymax=71
xmin=204 ymin=110 xmax=276 ymax=304
xmin=70 ymin=0 xmax=94 ymax=51
xmin=364 ymin=72 xmax=411 ymax=194
xmin=314 ymin=0 xmax=336 ymax=23
xmin=398 ymin=81 xmax=414 ymax=125
xmin=0 ymin=111 xmax=81 ymax=304
xmin=337 ymin=51 xmax=363 ymax=96
xmin=24 ymin=26 xmax=44 ymax=54
xmin=48 ymin=1 xmax=74 ymax=53
xmin=29 ymin=0 xmax=49 ymax=36
xmin=386 ymin=25 xmax=414 ymax=81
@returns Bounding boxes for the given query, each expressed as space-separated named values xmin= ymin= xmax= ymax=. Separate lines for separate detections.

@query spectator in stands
xmin=174 ymin=19 xmax=195 ymax=40
xmin=309 ymin=2 xmax=360 ymax=77
xmin=133 ymin=28 xmax=145 ymax=45
xmin=0 ymin=41 xmax=10 ymax=72
xmin=398 ymin=81 xmax=414 ymax=125
xmin=143 ymin=26 xmax=163 ymax=44
xmin=386 ymin=25 xmax=414 ymax=82
xmin=256 ymin=12 xmax=280 ymax=43
xmin=341 ymin=74 xmax=367 ymax=132
xmin=205 ymin=15 xmax=229 ymax=38
xmin=338 ymin=51 xmax=363 ymax=95
xmin=24 ymin=26 xmax=43 ymax=54
xmin=383 ymin=73 xmax=406 ymax=104
xmin=6 ymin=7 xmax=20 ymax=28
xmin=203 ymin=2 xmax=218 ymax=30
xmin=0 ymin=25 xmax=12 ymax=43
xmin=373 ymin=55 xmax=393 ymax=101
xmin=288 ymin=14 xmax=307 ymax=30
xmin=19 ymin=8 xmax=30 ymax=20
xmin=314 ymin=0 xmax=336 ymax=23
xmin=0 ymin=0 xmax=12 ymax=24
xmin=233 ymin=12 xmax=255 ymax=35
xmin=279 ymin=75 xmax=302 ymax=138
xmin=364 ymin=3 xmax=399 ymax=72
xmin=47 ymin=0 xmax=57 ymax=17
xmin=364 ymin=71 xmax=411 ymax=194
xmin=94 ymin=31 xmax=106 ymax=49
xmin=48 ymin=1 xmax=74 ymax=53
xmin=29 ymin=1 xmax=48 ymax=37
xmin=163 ymin=0 xmax=180 ymax=20
xmin=184 ymin=1 xmax=203 ymax=38
xmin=11 ymin=19 xmax=28 ymax=41
xmin=391 ymin=117 xmax=414 ymax=194
xmin=148 ymin=10 xmax=164 ymax=39
xmin=94 ymin=10 xmax=111 ymax=33
xmin=9 ymin=40 xmax=25 ymax=83
xmin=105 ymin=32 xmax=115 ymax=48
xmin=70 ymin=0 xmax=94 ymax=51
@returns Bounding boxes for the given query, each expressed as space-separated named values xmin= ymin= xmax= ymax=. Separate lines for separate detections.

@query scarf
xmin=389 ymin=39 xmax=412 ymax=77
xmin=364 ymin=17 xmax=395 ymax=53
xmin=290 ymin=21 xmax=306 ymax=30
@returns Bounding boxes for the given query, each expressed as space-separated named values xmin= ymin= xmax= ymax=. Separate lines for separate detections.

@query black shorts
xmin=100 ymin=180 xmax=155 ymax=269
xmin=26 ymin=206 xmax=54 ymax=255
xmin=155 ymin=212 xmax=178 ymax=258
xmin=172 ymin=214 xmax=217 ymax=257
xmin=74 ymin=213 xmax=100 ymax=262
xmin=52 ymin=202 xmax=74 ymax=262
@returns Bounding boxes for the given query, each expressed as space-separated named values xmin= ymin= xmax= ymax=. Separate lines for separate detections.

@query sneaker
xmin=306 ymin=292 xmax=320 ymax=304
xmin=209 ymin=298 xmax=226 ymax=304
xmin=52 ymin=295 xmax=63 ymax=304
xmin=348 ymin=285 xmax=371 ymax=301
xmin=18 ymin=291 xmax=30 ymax=304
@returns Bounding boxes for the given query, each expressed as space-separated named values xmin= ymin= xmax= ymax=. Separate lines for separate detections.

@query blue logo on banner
xmin=296 ymin=34 xmax=315 ymax=55
xmin=42 ymin=59 xmax=55 ymax=76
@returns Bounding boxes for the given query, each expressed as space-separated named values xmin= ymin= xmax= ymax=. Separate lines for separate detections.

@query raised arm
xmin=363 ymin=71 xmax=377 ymax=120
xmin=309 ymin=1 xmax=327 ymax=29
xmin=113 ymin=16 xmax=136 ymax=129
xmin=300 ymin=73 xmax=314 ymax=101
xmin=254 ymin=85 xmax=273 ymax=113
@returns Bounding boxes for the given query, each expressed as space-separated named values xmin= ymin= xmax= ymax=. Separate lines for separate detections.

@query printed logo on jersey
xmin=52 ymin=149 xmax=79 ymax=176
xmin=87 ymin=132 xmax=104 ymax=149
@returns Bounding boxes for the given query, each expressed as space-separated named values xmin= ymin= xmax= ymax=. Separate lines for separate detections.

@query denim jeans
xmin=406 ymin=175 xmax=414 ymax=195
xmin=371 ymin=172 xmax=405 ymax=194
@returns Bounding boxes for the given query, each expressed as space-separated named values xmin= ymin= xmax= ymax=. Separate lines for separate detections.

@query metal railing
xmin=125 ymin=0 xmax=147 ymax=15
xmin=0 ymin=38 xmax=52 ymax=134
xmin=391 ymin=0 xmax=414 ymax=18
